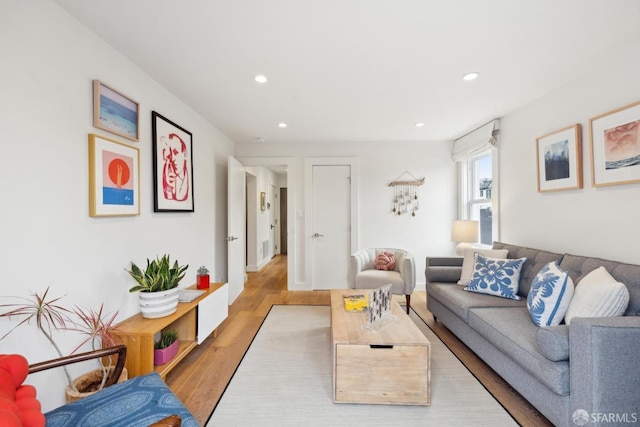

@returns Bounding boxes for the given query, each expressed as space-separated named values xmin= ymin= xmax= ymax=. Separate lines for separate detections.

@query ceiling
xmin=56 ymin=0 xmax=640 ymax=147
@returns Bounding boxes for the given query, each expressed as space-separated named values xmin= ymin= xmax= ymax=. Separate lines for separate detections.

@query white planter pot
xmin=139 ymin=288 xmax=179 ymax=319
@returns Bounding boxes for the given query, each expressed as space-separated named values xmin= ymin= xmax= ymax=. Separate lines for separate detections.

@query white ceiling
xmin=56 ymin=0 xmax=640 ymax=146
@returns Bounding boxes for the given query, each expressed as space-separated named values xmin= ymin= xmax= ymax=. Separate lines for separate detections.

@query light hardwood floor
xmin=166 ymin=255 xmax=552 ymax=426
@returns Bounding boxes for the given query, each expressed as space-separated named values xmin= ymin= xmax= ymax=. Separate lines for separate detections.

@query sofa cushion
xmin=457 ymin=248 xmax=508 ymax=286
xmin=44 ymin=372 xmax=198 ymax=427
xmin=564 ymin=266 xmax=630 ymax=325
xmin=467 ymin=307 xmax=570 ymax=395
xmin=559 ymin=254 xmax=640 ymax=316
xmin=492 ymin=242 xmax=564 ymax=297
xmin=464 ymin=254 xmax=526 ymax=300
xmin=354 ymin=269 xmax=405 ymax=295
xmin=535 ymin=325 xmax=570 ymax=362
xmin=427 ymin=283 xmax=526 ymax=322
xmin=527 ymin=262 xmax=574 ymax=326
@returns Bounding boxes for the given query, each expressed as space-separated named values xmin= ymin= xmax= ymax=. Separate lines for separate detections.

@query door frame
xmin=237 ymin=157 xmax=297 ymax=291
xmin=304 ymin=157 xmax=359 ymax=288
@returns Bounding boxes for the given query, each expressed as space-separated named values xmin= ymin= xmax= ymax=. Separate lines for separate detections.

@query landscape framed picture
xmin=152 ymin=111 xmax=194 ymax=212
xmin=589 ymin=100 xmax=640 ymax=187
xmin=92 ymin=80 xmax=139 ymax=142
xmin=88 ymin=134 xmax=140 ymax=217
xmin=536 ymin=124 xmax=582 ymax=192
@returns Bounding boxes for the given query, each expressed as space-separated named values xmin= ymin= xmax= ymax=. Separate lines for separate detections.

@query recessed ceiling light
xmin=254 ymin=74 xmax=268 ymax=83
xmin=257 ymin=137 xmax=266 ymax=143
xmin=415 ymin=122 xmax=425 ymax=127
xmin=278 ymin=122 xmax=287 ymax=128
xmin=462 ymin=72 xmax=479 ymax=81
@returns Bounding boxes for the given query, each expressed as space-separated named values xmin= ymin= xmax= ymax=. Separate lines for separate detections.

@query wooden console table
xmin=112 ymin=283 xmax=228 ymax=379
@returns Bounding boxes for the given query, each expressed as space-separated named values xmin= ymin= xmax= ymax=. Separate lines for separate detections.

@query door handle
xmin=313 ymin=233 xmax=324 ymax=238
xmin=270 ymin=224 xmax=274 ymax=229
xmin=226 ymin=236 xmax=238 ymax=241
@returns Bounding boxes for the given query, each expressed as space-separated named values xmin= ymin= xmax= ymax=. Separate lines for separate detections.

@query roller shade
xmin=451 ymin=119 xmax=500 ymax=162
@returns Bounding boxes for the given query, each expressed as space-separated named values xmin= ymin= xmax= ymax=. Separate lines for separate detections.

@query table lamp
xmin=451 ymin=220 xmax=479 ymax=256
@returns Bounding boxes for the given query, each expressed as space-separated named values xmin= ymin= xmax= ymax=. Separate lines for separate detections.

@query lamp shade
xmin=451 ymin=220 xmax=479 ymax=243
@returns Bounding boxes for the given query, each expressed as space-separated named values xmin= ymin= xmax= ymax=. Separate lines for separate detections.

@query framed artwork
xmin=535 ymin=124 xmax=582 ymax=192
xmin=88 ymin=134 xmax=140 ymax=217
xmin=589 ymin=100 xmax=640 ymax=187
xmin=260 ymin=192 xmax=266 ymax=211
xmin=93 ymin=80 xmax=139 ymax=142
xmin=152 ymin=111 xmax=194 ymax=212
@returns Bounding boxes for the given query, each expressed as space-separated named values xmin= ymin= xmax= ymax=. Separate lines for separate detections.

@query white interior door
xmin=227 ymin=156 xmax=246 ymax=304
xmin=311 ymin=165 xmax=351 ymax=289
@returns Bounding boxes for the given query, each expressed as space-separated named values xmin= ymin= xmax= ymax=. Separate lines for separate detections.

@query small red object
xmin=197 ymin=274 xmax=210 ymax=289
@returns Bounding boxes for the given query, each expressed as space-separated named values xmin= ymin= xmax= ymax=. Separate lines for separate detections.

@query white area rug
xmin=207 ymin=305 xmax=516 ymax=426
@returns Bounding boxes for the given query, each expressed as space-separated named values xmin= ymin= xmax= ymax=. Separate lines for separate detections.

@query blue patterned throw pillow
xmin=464 ymin=253 xmax=526 ymax=300
xmin=527 ymin=261 xmax=574 ymax=326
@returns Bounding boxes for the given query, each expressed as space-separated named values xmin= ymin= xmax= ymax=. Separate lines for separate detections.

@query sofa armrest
xmin=425 ymin=257 xmax=463 ymax=285
xmin=570 ymin=316 xmax=640 ymax=422
xmin=29 ymin=345 xmax=127 ymax=388
xmin=349 ymin=250 xmax=370 ymax=287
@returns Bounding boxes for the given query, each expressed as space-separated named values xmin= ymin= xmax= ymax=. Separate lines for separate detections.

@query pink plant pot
xmin=154 ymin=339 xmax=179 ymax=365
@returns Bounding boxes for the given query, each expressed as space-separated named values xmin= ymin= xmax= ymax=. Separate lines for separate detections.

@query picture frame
xmin=260 ymin=192 xmax=266 ymax=211
xmin=88 ymin=134 xmax=140 ymax=217
xmin=535 ymin=124 xmax=582 ymax=192
xmin=93 ymin=80 xmax=139 ymax=142
xmin=589 ymin=100 xmax=640 ymax=187
xmin=152 ymin=111 xmax=194 ymax=212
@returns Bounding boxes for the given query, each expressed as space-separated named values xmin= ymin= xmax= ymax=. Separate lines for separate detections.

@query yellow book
xmin=343 ymin=293 xmax=368 ymax=312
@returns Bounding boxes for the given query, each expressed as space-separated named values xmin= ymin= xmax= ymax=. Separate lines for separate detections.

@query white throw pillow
xmin=457 ymin=248 xmax=508 ymax=285
xmin=527 ymin=261 xmax=574 ymax=326
xmin=564 ymin=266 xmax=630 ymax=325
xmin=463 ymin=253 xmax=526 ymax=300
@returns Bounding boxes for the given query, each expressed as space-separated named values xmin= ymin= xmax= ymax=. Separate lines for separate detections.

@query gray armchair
xmin=349 ymin=248 xmax=416 ymax=314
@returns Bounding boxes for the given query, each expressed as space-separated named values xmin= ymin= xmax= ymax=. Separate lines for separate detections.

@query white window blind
xmin=451 ymin=119 xmax=500 ymax=162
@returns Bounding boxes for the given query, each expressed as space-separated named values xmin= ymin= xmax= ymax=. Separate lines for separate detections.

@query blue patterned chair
xmin=28 ymin=345 xmax=198 ymax=427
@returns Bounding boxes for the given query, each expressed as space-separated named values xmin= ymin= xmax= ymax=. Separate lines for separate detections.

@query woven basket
xmin=65 ymin=366 xmax=128 ymax=403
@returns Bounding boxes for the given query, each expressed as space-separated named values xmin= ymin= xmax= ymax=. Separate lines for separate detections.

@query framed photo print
xmin=152 ymin=111 xmax=194 ymax=212
xmin=590 ymin=100 xmax=640 ymax=187
xmin=88 ymin=134 xmax=140 ymax=217
xmin=93 ymin=80 xmax=139 ymax=142
xmin=536 ymin=124 xmax=582 ymax=192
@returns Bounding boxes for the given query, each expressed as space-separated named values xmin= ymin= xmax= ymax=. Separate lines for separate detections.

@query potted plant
xmin=153 ymin=329 xmax=179 ymax=365
xmin=0 ymin=287 xmax=126 ymax=401
xmin=63 ymin=304 xmax=127 ymax=402
xmin=197 ymin=265 xmax=210 ymax=289
xmin=126 ymin=254 xmax=188 ymax=319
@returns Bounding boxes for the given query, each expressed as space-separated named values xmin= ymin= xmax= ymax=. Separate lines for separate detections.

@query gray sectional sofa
xmin=425 ymin=242 xmax=640 ymax=427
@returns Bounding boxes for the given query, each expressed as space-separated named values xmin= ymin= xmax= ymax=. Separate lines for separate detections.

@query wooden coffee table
xmin=330 ymin=289 xmax=431 ymax=405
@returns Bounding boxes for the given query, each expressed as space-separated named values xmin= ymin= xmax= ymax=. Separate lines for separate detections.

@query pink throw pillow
xmin=375 ymin=251 xmax=396 ymax=271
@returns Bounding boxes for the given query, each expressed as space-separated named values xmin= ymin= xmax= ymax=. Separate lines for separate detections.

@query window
xmin=459 ymin=151 xmax=497 ymax=246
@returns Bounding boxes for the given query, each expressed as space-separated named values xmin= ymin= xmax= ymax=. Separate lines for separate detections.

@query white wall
xmin=500 ymin=37 xmax=640 ymax=265
xmin=236 ymin=140 xmax=457 ymax=290
xmin=0 ymin=0 xmax=234 ymax=411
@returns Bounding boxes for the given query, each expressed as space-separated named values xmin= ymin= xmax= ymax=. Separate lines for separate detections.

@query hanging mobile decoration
xmin=387 ymin=172 xmax=425 ymax=217
xmin=392 ymin=185 xmax=397 ymax=213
